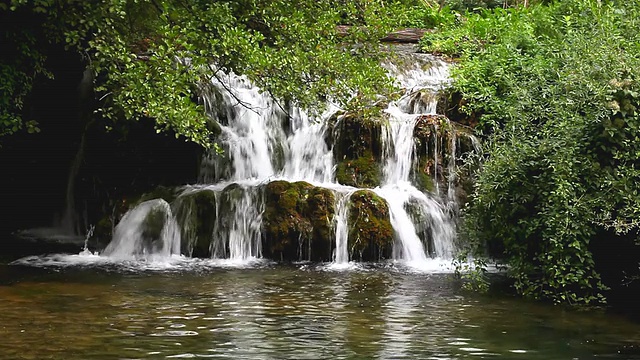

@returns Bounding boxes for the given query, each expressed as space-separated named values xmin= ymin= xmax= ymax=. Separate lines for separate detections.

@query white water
xmin=333 ymin=190 xmax=356 ymax=264
xmin=102 ymin=199 xmax=180 ymax=260
xmin=218 ymin=185 xmax=263 ymax=261
xmin=378 ymin=54 xmax=457 ymax=264
xmin=97 ymin=50 xmax=465 ymax=268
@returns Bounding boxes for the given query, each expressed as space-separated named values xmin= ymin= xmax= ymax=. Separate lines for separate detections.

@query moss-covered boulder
xmin=336 ymin=150 xmax=381 ymax=189
xmin=262 ymin=180 xmax=335 ymax=262
xmin=173 ymin=188 xmax=217 ymax=257
xmin=403 ymin=198 xmax=435 ymax=256
xmin=347 ymin=190 xmax=393 ymax=261
xmin=330 ymin=112 xmax=384 ymax=188
xmin=413 ymin=114 xmax=480 ymax=205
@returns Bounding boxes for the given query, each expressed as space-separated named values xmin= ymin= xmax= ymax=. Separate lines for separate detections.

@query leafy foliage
xmin=1 ymin=0 xmax=402 ymax=147
xmin=0 ymin=3 xmax=50 ymax=137
xmin=423 ymin=0 xmax=640 ymax=304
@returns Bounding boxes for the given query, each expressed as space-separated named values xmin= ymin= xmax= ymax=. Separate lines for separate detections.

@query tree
xmin=1 ymin=0 xmax=397 ymax=147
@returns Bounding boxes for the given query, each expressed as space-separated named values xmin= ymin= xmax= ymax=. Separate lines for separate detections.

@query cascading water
xmin=378 ymin=54 xmax=458 ymax=263
xmin=212 ymin=183 xmax=263 ymax=260
xmin=103 ymin=199 xmax=180 ymax=260
xmin=333 ymin=190 xmax=356 ymax=264
xmin=102 ymin=48 xmax=475 ymax=268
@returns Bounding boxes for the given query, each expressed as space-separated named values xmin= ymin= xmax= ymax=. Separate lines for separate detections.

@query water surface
xmin=1 ymin=255 xmax=640 ymax=359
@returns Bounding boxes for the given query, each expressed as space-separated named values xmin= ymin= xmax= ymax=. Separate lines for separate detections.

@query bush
xmin=423 ymin=0 xmax=640 ymax=304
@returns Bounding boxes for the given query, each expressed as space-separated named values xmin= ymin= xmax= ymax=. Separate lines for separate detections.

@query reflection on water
xmin=1 ymin=262 xmax=640 ymax=359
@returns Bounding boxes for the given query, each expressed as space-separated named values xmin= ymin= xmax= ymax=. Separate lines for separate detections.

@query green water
xmin=1 ymin=256 xmax=640 ymax=360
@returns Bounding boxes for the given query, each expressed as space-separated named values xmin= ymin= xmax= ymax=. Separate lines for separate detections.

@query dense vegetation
xmin=1 ymin=0 xmax=402 ymax=147
xmin=423 ymin=0 xmax=640 ymax=304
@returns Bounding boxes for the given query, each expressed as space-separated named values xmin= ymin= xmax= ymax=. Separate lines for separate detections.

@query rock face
xmin=348 ymin=190 xmax=394 ymax=261
xmin=262 ymin=181 xmax=336 ymax=262
xmin=331 ymin=112 xmax=384 ymax=188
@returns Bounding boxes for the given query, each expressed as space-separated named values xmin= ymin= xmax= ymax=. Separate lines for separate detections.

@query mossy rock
xmin=413 ymin=114 xmax=448 ymax=156
xmin=331 ymin=112 xmax=384 ymax=160
xmin=329 ymin=110 xmax=387 ymax=188
xmin=140 ymin=205 xmax=168 ymax=249
xmin=93 ymin=186 xmax=176 ymax=244
xmin=262 ymin=180 xmax=335 ymax=262
xmin=400 ymin=89 xmax=441 ymax=114
xmin=216 ymin=183 xmax=245 ymax=215
xmin=347 ymin=190 xmax=393 ymax=261
xmin=173 ymin=189 xmax=217 ymax=257
xmin=213 ymin=183 xmax=248 ymax=244
xmin=413 ymin=167 xmax=435 ymax=193
xmin=412 ymin=115 xmax=451 ymax=193
xmin=335 ymin=150 xmax=381 ymax=188
xmin=307 ymin=186 xmax=336 ymax=259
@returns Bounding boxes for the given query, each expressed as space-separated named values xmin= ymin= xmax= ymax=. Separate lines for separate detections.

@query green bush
xmin=423 ymin=0 xmax=640 ymax=304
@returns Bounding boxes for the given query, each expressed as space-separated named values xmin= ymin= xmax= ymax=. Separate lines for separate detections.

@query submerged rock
xmin=262 ymin=180 xmax=335 ymax=262
xmin=347 ymin=190 xmax=393 ymax=261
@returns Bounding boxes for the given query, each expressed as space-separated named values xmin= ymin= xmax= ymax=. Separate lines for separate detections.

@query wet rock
xmin=330 ymin=112 xmax=384 ymax=188
xmin=403 ymin=198 xmax=435 ymax=256
xmin=412 ymin=114 xmax=479 ymax=202
xmin=262 ymin=180 xmax=335 ymax=262
xmin=135 ymin=185 xmax=181 ymax=206
xmin=173 ymin=189 xmax=217 ymax=257
xmin=336 ymin=150 xmax=381 ymax=189
xmin=208 ymin=183 xmax=258 ymax=258
xmin=347 ymin=190 xmax=393 ymax=261
xmin=413 ymin=115 xmax=448 ymax=192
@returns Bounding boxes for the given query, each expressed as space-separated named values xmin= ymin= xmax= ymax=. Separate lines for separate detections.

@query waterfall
xmin=282 ymin=106 xmax=336 ymax=183
xmin=333 ymin=190 xmax=356 ymax=264
xmin=213 ymin=183 xmax=263 ymax=260
xmin=103 ymin=199 xmax=180 ymax=260
xmin=102 ymin=49 xmax=471 ymax=267
xmin=198 ymin=73 xmax=286 ymax=183
xmin=376 ymin=54 xmax=457 ymax=263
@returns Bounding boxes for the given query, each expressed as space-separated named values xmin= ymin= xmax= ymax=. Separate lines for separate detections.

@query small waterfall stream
xmin=377 ymin=55 xmax=456 ymax=262
xmin=103 ymin=199 xmax=180 ymax=260
xmin=104 ymin=50 xmax=475 ymax=268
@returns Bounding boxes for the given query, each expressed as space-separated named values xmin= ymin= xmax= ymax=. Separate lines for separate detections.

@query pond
xmin=1 ymin=249 xmax=640 ymax=359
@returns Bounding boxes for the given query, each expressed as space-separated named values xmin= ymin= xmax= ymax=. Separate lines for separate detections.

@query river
xmin=2 ymin=252 xmax=640 ymax=359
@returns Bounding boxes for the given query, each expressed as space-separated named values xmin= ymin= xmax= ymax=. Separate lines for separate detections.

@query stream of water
xmin=2 ymin=259 xmax=640 ymax=359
